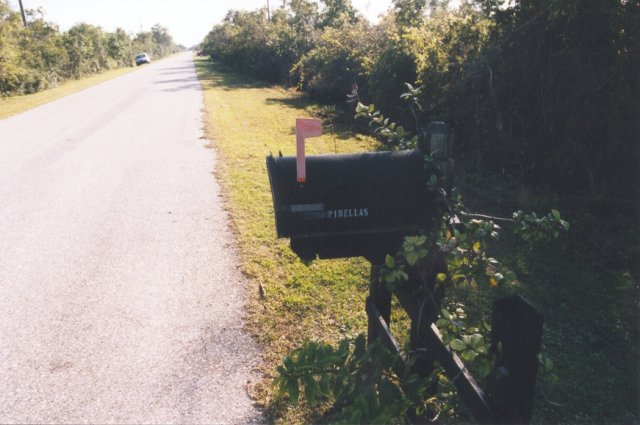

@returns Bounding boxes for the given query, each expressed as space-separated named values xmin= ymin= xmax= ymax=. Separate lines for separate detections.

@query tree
xmin=319 ymin=0 xmax=359 ymax=28
xmin=291 ymin=18 xmax=375 ymax=100
xmin=392 ymin=0 xmax=426 ymax=26
xmin=151 ymin=23 xmax=175 ymax=57
xmin=287 ymin=0 xmax=319 ymax=28
xmin=107 ymin=28 xmax=134 ymax=67
xmin=62 ymin=23 xmax=108 ymax=78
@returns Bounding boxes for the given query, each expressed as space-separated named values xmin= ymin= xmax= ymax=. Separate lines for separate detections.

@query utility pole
xmin=267 ymin=0 xmax=271 ymax=21
xmin=18 ymin=0 xmax=27 ymax=26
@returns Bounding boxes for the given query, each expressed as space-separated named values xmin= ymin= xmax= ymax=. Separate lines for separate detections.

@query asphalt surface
xmin=0 ymin=53 xmax=262 ymax=423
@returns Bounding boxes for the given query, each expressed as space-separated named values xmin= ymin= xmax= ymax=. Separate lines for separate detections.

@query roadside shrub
xmin=202 ymin=6 xmax=318 ymax=84
xmin=290 ymin=19 xmax=375 ymax=101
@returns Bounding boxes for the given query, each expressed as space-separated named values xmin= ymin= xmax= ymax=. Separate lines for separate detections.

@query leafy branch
xmin=274 ymin=334 xmax=440 ymax=423
xmin=354 ymin=101 xmax=417 ymax=150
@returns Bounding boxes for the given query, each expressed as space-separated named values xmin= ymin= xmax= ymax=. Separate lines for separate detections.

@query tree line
xmin=201 ymin=0 xmax=638 ymax=208
xmin=0 ymin=0 xmax=181 ymax=96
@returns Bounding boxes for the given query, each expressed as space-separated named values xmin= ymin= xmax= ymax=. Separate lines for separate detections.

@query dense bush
xmin=202 ymin=0 xmax=637 ymax=209
xmin=290 ymin=18 xmax=376 ymax=100
xmin=201 ymin=5 xmax=319 ymax=83
xmin=477 ymin=0 xmax=638 ymax=200
xmin=0 ymin=0 xmax=180 ymax=96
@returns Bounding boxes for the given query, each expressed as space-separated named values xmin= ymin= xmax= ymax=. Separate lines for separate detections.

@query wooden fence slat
xmin=365 ymin=297 xmax=404 ymax=358
xmin=364 ymin=268 xmax=542 ymax=424
xmin=393 ymin=286 xmax=496 ymax=423
xmin=426 ymin=322 xmax=496 ymax=424
xmin=488 ymin=294 xmax=544 ymax=424
xmin=367 ymin=265 xmax=392 ymax=346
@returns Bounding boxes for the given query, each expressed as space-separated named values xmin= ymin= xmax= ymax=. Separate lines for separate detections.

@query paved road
xmin=0 ymin=53 xmax=261 ymax=423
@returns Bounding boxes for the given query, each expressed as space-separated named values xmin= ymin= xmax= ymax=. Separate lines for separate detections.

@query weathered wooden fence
xmin=366 ymin=263 xmax=544 ymax=424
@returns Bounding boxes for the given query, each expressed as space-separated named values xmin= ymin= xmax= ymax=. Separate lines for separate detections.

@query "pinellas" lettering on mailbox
xmin=327 ymin=208 xmax=369 ymax=219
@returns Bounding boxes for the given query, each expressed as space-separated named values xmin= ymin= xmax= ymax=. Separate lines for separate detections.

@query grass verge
xmin=194 ymin=58 xmax=379 ymax=422
xmin=195 ymin=58 xmax=639 ymax=424
xmin=0 ymin=66 xmax=137 ymax=120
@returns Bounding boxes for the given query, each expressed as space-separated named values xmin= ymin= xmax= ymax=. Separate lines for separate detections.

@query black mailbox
xmin=266 ymin=149 xmax=435 ymax=261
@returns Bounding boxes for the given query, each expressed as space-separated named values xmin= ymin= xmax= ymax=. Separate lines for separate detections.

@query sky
xmin=9 ymin=0 xmax=394 ymax=48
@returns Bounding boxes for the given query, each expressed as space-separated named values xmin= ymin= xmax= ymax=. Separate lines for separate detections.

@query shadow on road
xmin=153 ymin=73 xmax=200 ymax=93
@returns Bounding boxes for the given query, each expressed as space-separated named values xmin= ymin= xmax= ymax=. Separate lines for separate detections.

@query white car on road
xmin=135 ymin=53 xmax=151 ymax=66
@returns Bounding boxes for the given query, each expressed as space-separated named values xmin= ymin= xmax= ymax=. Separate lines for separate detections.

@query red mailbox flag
xmin=296 ymin=118 xmax=322 ymax=183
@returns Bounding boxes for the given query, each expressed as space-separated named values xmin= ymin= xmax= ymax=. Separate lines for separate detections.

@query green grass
xmin=458 ymin=175 xmax=639 ymax=424
xmin=512 ymin=250 xmax=638 ymax=424
xmin=195 ymin=58 xmax=639 ymax=424
xmin=0 ymin=66 xmax=139 ymax=120
xmin=448 ymin=243 xmax=639 ymax=424
xmin=194 ymin=58 xmax=379 ymax=422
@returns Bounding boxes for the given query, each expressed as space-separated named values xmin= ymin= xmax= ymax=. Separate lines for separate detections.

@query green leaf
xmin=306 ymin=342 xmax=316 ymax=362
xmin=303 ymin=374 xmax=318 ymax=404
xmin=384 ymin=273 xmax=397 ymax=284
xmin=474 ymin=228 xmax=487 ymax=238
xmin=283 ymin=355 xmax=293 ymax=372
xmin=354 ymin=334 xmax=366 ymax=358
xmin=319 ymin=374 xmax=330 ymax=395
xmin=380 ymin=377 xmax=403 ymax=405
xmin=406 ymin=251 xmax=418 ymax=265
xmin=476 ymin=357 xmax=492 ymax=378
xmin=441 ymin=308 xmax=451 ymax=320
xmin=545 ymin=358 xmax=554 ymax=371
xmin=452 ymin=273 xmax=466 ymax=283
xmin=356 ymin=394 xmax=370 ymax=418
xmin=338 ymin=338 xmax=350 ymax=357
xmin=470 ymin=334 xmax=483 ymax=348
xmin=552 ymin=209 xmax=561 ymax=220
xmin=461 ymin=349 xmax=477 ymax=363
xmin=355 ymin=102 xmax=368 ymax=113
xmin=449 ymin=339 xmax=466 ymax=351
xmin=436 ymin=273 xmax=447 ymax=283
xmin=287 ymin=377 xmax=300 ymax=404
xmin=385 ymin=254 xmax=395 ymax=269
